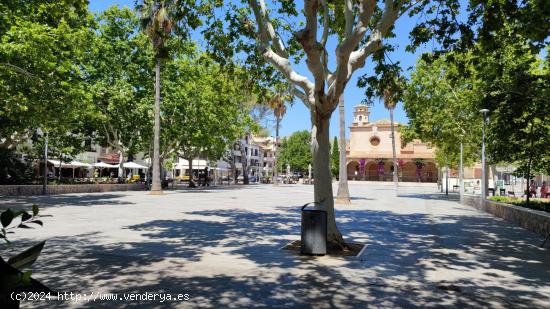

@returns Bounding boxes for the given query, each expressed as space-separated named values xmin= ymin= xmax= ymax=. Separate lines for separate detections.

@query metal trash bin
xmin=301 ymin=202 xmax=327 ymax=256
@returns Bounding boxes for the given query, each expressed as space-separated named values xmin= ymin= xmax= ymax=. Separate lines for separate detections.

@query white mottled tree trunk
xmin=312 ymin=114 xmax=344 ymax=249
xmin=336 ymin=95 xmax=350 ymax=204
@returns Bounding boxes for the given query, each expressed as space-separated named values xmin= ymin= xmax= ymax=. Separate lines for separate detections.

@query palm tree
xmin=138 ymin=0 xmax=174 ymax=194
xmin=335 ymin=94 xmax=350 ymax=204
xmin=268 ymin=94 xmax=287 ymax=186
xmin=384 ymin=87 xmax=399 ymax=196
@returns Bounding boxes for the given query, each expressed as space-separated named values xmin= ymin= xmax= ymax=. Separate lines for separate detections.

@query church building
xmin=346 ymin=104 xmax=439 ymax=182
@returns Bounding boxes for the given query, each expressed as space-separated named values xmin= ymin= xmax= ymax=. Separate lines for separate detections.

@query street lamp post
xmin=480 ymin=109 xmax=489 ymax=201
xmin=459 ymin=140 xmax=464 ymax=203
xmin=37 ymin=129 xmax=49 ymax=195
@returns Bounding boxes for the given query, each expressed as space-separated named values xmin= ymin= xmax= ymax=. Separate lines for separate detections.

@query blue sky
xmin=89 ymin=1 xmax=436 ymax=139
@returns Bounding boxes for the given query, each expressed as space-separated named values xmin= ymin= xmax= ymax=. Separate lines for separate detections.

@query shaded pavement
xmin=0 ymin=183 xmax=548 ymax=308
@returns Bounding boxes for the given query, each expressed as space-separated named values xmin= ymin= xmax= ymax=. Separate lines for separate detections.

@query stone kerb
xmin=0 ymin=184 xmax=145 ymax=196
xmin=462 ymin=194 xmax=550 ymax=237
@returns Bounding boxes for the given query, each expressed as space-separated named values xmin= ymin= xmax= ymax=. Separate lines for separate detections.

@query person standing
xmin=203 ymin=166 xmax=209 ymax=187
xmin=541 ymin=181 xmax=548 ymax=198
xmin=529 ymin=180 xmax=537 ymax=197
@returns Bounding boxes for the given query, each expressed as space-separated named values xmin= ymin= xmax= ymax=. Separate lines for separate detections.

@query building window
xmin=370 ymin=136 xmax=380 ymax=146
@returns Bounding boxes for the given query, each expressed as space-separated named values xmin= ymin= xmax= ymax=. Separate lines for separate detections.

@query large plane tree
xmin=217 ymin=0 xmax=432 ymax=249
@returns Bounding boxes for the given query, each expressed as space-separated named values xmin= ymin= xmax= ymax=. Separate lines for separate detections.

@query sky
xmin=89 ymin=0 xmax=437 ymax=139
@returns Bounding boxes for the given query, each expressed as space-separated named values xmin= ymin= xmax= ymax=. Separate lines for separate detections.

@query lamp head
xmin=479 ymin=108 xmax=489 ymax=114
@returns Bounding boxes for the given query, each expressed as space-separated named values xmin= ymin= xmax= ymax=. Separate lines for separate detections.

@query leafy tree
xmin=86 ymin=6 xmax=154 ymax=177
xmin=138 ymin=0 xmax=178 ymax=193
xmin=0 ymin=0 xmax=93 ymax=149
xmin=480 ymin=38 xmax=549 ymax=203
xmin=331 ymin=137 xmax=339 ymax=178
xmin=0 ymin=148 xmax=33 ymax=185
xmin=159 ymin=53 xmax=256 ymax=186
xmin=214 ymin=0 xmax=451 ymax=249
xmin=402 ymin=54 xmax=482 ymax=169
xmin=277 ymin=131 xmax=312 ymax=174
xmin=403 ymin=0 xmax=549 ymax=206
xmin=267 ymin=86 xmax=292 ymax=186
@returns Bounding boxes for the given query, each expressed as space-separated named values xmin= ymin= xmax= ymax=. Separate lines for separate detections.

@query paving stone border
xmin=0 ymin=184 xmax=145 ymax=196
xmin=462 ymin=194 xmax=550 ymax=237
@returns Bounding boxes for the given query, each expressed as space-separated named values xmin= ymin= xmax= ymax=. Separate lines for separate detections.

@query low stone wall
xmin=462 ymin=194 xmax=550 ymax=237
xmin=0 ymin=184 xmax=146 ymax=196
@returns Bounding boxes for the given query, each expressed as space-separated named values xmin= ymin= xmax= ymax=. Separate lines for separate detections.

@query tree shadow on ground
xmin=16 ymin=205 xmax=550 ymax=308
xmin=168 ymin=185 xmax=268 ymax=193
xmin=349 ymin=196 xmax=375 ymax=201
xmin=399 ymin=192 xmax=460 ymax=201
xmin=0 ymin=193 xmax=133 ymax=210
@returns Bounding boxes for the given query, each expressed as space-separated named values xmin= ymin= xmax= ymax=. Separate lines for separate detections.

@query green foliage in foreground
xmin=488 ymin=196 xmax=550 ymax=213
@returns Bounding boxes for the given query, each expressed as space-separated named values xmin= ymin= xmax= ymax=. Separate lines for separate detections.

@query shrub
xmin=488 ymin=196 xmax=550 ymax=213
xmin=0 ymin=148 xmax=34 ymax=185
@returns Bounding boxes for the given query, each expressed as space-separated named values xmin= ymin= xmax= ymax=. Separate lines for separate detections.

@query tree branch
xmin=320 ymin=0 xmax=332 ymax=83
xmin=320 ymin=0 xmax=330 ymax=46
xmin=344 ymin=0 xmax=354 ymax=38
xmin=292 ymin=87 xmax=309 ymax=108
xmin=261 ymin=48 xmax=314 ymax=105
xmin=248 ymin=0 xmax=287 ymax=57
xmin=329 ymin=0 xmax=377 ymax=106
xmin=295 ymin=0 xmax=326 ymax=95
xmin=249 ymin=0 xmax=316 ymax=106
xmin=346 ymin=0 xmax=403 ymax=90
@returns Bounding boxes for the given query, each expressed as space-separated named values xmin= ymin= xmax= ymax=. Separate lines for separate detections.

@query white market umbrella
xmin=93 ymin=162 xmax=118 ymax=177
xmin=93 ymin=162 xmax=118 ymax=168
xmin=48 ymin=159 xmax=91 ymax=168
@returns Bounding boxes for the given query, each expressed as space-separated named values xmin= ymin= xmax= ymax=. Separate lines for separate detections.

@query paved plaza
xmin=1 ymin=182 xmax=549 ymax=308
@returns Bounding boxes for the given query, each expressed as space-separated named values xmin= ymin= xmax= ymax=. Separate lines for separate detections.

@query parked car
xmin=236 ymin=175 xmax=257 ymax=183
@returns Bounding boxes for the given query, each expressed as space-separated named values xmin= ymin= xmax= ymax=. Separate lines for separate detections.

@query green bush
xmin=0 ymin=148 xmax=34 ymax=185
xmin=488 ymin=196 xmax=550 ymax=213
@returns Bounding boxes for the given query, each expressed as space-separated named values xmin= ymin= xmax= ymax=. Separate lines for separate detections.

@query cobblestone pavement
xmin=1 ymin=182 xmax=549 ymax=308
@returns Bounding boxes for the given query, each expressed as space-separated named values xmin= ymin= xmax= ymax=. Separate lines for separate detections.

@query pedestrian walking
xmin=541 ymin=181 xmax=548 ymax=198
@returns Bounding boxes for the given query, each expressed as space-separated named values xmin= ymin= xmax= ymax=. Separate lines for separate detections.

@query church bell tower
xmin=352 ymin=104 xmax=371 ymax=127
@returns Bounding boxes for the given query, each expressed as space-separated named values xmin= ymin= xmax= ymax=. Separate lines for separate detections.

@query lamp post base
xmin=335 ymin=197 xmax=351 ymax=205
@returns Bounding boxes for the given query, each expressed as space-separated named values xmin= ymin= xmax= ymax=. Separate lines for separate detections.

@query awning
xmin=93 ymin=162 xmax=119 ymax=168
xmin=97 ymin=153 xmax=120 ymax=164
xmin=496 ymin=166 xmax=516 ymax=173
xmin=48 ymin=160 xmax=91 ymax=168
xmin=174 ymin=159 xmax=208 ymax=169
xmin=122 ymin=162 xmax=148 ymax=169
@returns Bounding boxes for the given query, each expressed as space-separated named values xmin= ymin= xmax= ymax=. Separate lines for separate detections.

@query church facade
xmin=346 ymin=104 xmax=438 ymax=182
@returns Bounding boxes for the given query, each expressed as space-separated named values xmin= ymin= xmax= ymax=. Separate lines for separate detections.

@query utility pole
xmin=43 ymin=131 xmax=48 ymax=195
xmin=480 ymin=109 xmax=490 ymax=202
